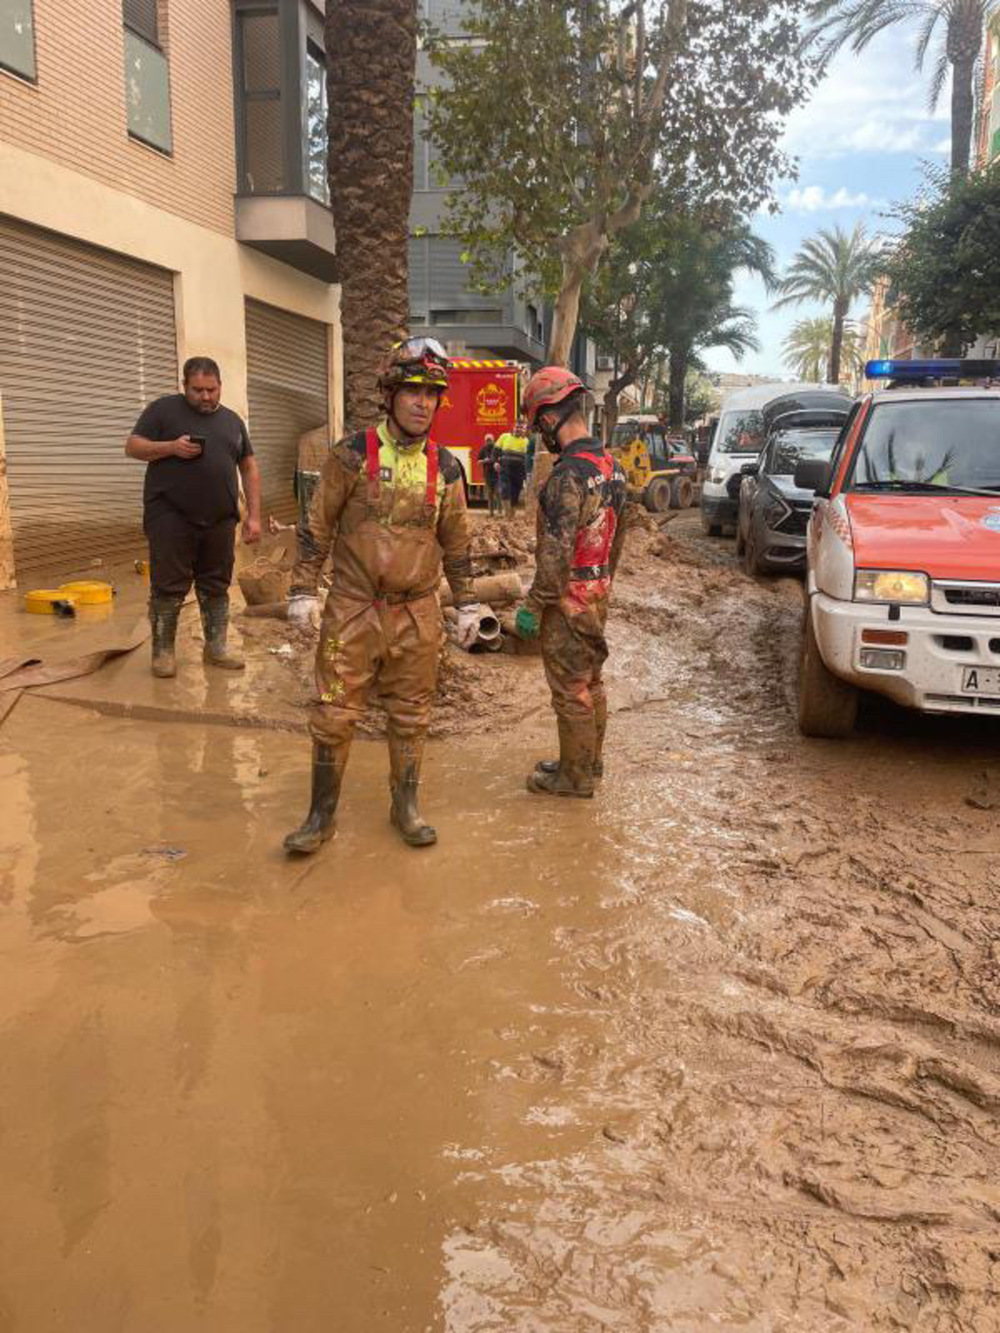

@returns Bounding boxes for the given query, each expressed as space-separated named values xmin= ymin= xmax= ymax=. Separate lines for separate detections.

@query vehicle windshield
xmin=851 ymin=399 xmax=1000 ymax=492
xmin=768 ymin=427 xmax=840 ymax=477
xmin=716 ymin=409 xmax=764 ymax=454
xmin=612 ymin=423 xmax=655 ymax=447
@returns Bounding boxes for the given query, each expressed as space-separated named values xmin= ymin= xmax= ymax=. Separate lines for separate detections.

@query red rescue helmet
xmin=522 ymin=365 xmax=586 ymax=429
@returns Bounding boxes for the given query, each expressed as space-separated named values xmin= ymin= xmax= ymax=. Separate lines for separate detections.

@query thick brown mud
xmin=2 ymin=511 xmax=1000 ymax=1330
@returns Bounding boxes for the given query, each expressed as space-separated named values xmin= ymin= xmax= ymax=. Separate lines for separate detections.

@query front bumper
xmin=758 ymin=528 xmax=806 ymax=570
xmin=813 ymin=592 xmax=1000 ymax=714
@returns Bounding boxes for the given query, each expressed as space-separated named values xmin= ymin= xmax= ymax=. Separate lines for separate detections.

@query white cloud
xmin=781 ymin=34 xmax=952 ymax=161
xmin=785 ymin=185 xmax=878 ymax=212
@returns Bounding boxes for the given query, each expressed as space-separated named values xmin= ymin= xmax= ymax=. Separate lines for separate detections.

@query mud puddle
xmin=2 ymin=511 xmax=1000 ymax=1330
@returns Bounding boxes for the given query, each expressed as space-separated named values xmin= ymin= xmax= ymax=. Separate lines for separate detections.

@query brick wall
xmin=0 ymin=1 xmax=236 ymax=237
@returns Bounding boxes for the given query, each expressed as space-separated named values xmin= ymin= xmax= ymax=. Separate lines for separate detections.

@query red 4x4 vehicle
xmin=798 ymin=360 xmax=1000 ymax=737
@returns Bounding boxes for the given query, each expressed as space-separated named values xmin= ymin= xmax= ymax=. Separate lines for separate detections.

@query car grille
xmin=945 ymin=587 xmax=1000 ymax=608
xmin=931 ymin=581 xmax=1000 ymax=616
xmin=774 ymin=505 xmax=811 ymax=536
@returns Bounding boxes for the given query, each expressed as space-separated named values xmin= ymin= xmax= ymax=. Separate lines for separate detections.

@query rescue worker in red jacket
xmin=515 ymin=367 xmax=628 ymax=797
xmin=283 ymin=338 xmax=481 ymax=855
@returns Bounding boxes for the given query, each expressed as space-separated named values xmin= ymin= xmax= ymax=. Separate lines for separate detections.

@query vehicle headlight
xmin=762 ymin=492 xmax=792 ymax=524
xmin=710 ymin=466 xmax=727 ymax=484
xmin=854 ymin=570 xmax=930 ymax=605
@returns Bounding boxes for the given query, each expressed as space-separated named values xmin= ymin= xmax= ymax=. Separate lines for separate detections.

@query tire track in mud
xmin=447 ymin=517 xmax=1000 ymax=1332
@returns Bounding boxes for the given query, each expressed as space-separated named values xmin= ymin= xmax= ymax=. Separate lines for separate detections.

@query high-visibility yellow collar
xmin=379 ymin=418 xmax=426 ymax=455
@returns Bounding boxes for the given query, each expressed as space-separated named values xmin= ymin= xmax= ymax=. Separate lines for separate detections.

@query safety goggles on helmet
xmin=379 ymin=336 xmax=450 ymax=392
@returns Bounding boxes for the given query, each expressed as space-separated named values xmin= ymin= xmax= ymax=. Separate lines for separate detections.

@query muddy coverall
xmin=290 ymin=421 xmax=475 ymax=795
xmin=525 ymin=438 xmax=628 ymax=788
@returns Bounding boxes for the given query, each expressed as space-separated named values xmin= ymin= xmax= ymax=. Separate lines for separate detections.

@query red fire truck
xmin=433 ymin=358 xmax=522 ymax=499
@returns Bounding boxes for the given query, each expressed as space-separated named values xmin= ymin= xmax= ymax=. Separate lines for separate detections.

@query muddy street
xmin=2 ymin=511 xmax=1000 ymax=1331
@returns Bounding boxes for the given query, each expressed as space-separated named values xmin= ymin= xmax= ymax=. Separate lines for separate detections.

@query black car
xmin=736 ymin=395 xmax=850 ymax=575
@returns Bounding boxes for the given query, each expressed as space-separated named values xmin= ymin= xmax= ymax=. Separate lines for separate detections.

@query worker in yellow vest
xmin=496 ymin=418 xmax=529 ymax=515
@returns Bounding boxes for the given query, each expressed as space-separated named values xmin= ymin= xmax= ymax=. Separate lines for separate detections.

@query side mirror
xmin=740 ymin=461 xmax=759 ymax=477
xmin=794 ymin=458 xmax=831 ymax=494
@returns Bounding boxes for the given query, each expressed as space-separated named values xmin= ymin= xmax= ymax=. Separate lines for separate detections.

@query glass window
xmin=123 ymin=0 xmax=158 ymax=43
xmin=851 ymin=399 xmax=1000 ymax=491
xmin=716 ymin=409 xmax=764 ymax=454
xmin=0 ymin=0 xmax=36 ymax=81
xmin=304 ymin=42 xmax=329 ymax=205
xmin=238 ymin=10 xmax=284 ymax=193
xmin=124 ymin=28 xmax=172 ymax=153
xmin=767 ymin=428 xmax=840 ymax=477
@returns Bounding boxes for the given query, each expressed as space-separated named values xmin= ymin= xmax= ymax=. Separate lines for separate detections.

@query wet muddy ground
xmin=2 ymin=511 xmax=1000 ymax=1330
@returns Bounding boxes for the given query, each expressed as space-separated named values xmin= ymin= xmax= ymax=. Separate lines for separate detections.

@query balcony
xmin=233 ymin=0 xmax=336 ymax=282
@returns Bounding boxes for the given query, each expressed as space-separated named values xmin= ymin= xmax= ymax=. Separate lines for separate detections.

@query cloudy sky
xmin=704 ymin=27 xmax=951 ymax=377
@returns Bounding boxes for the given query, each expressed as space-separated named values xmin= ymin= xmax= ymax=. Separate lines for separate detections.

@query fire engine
xmin=433 ymin=359 xmax=522 ymax=498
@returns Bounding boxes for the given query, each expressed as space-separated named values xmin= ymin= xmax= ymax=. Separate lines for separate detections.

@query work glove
xmin=515 ymin=605 xmax=541 ymax=639
xmin=454 ymin=602 xmax=483 ymax=650
xmin=287 ymin=594 xmax=321 ymax=630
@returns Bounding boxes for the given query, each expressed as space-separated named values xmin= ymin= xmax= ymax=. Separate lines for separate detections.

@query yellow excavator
xmin=609 ymin=416 xmax=697 ymax=513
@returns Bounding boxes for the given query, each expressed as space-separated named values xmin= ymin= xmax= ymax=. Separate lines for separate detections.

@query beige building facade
xmin=0 ymin=0 xmax=341 ymax=583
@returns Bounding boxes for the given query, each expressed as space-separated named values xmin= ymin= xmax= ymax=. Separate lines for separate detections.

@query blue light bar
xmin=865 ymin=358 xmax=1000 ymax=380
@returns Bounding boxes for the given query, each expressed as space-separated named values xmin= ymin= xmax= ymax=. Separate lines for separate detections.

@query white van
xmin=700 ymin=382 xmax=833 ymax=536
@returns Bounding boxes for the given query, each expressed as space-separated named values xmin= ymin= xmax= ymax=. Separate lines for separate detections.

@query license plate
xmin=962 ymin=666 xmax=1000 ymax=695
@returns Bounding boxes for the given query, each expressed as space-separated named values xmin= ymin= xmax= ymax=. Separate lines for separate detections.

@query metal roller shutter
xmin=0 ymin=216 xmax=178 ymax=577
xmin=245 ymin=299 xmax=329 ymax=525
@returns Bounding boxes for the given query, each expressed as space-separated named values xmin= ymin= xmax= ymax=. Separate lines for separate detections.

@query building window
xmin=234 ymin=0 xmax=331 ymax=205
xmin=430 ymin=309 xmax=503 ymax=326
xmin=304 ymin=40 xmax=329 ymax=204
xmin=0 ymin=0 xmax=36 ymax=81
xmin=123 ymin=0 xmax=172 ymax=154
xmin=237 ymin=8 xmax=284 ymax=192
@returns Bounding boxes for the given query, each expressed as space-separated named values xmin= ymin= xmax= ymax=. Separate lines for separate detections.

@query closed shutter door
xmin=0 ymin=216 xmax=177 ymax=577
xmin=245 ymin=299 xmax=329 ymax=525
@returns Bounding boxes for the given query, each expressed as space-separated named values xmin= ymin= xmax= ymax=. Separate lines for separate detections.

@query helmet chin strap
xmin=538 ymin=398 xmax=579 ymax=454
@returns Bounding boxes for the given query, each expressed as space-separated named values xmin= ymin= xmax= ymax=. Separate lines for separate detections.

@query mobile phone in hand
xmin=188 ymin=434 xmax=207 ymax=447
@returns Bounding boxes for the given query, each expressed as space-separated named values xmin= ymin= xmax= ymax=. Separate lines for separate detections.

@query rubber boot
xmin=283 ymin=741 xmax=344 ymax=855
xmin=198 ymin=592 xmax=245 ymax=670
xmin=388 ymin=732 xmax=437 ymax=848
xmin=527 ymin=717 xmax=596 ymax=798
xmin=535 ymin=697 xmax=607 ymax=781
xmin=149 ymin=593 xmax=184 ymax=678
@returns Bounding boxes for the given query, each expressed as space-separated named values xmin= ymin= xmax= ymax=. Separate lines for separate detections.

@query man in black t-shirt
xmin=127 ymin=356 xmax=261 ymax=678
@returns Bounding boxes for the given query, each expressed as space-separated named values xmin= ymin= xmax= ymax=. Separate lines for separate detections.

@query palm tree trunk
xmin=950 ymin=50 xmax=977 ymax=176
xmin=828 ymin=299 xmax=848 ymax=384
xmin=327 ymin=0 xmax=417 ymax=431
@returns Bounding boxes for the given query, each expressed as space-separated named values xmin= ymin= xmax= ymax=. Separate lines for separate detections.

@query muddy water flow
xmin=2 ymin=514 xmax=1000 ymax=1330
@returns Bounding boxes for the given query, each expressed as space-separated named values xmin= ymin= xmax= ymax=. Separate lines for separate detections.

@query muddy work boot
xmin=536 ymin=694 xmax=608 ymax=781
xmin=527 ymin=718 xmax=596 ymax=798
xmin=149 ymin=593 xmax=184 ymax=678
xmin=284 ymin=742 xmax=343 ymax=855
xmin=198 ymin=592 xmax=245 ymax=670
xmin=388 ymin=733 xmax=437 ymax=848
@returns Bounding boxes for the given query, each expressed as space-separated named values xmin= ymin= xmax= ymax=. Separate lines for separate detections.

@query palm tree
xmin=667 ymin=304 xmax=760 ymax=427
xmin=806 ymin=1 xmax=1000 ymax=176
xmin=772 ymin=223 xmax=880 ymax=384
xmin=783 ymin=316 xmax=865 ymax=381
xmin=327 ymin=0 xmax=418 ymax=429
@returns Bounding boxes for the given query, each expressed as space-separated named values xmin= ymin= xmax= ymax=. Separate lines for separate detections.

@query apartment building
xmin=0 ymin=0 xmax=341 ymax=581
xmin=409 ymin=0 xmax=546 ymax=366
xmin=977 ymin=16 xmax=1000 ymax=167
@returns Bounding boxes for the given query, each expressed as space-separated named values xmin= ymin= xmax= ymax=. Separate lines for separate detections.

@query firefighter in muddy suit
xmin=283 ymin=338 xmax=481 ymax=855
xmin=515 ymin=367 xmax=628 ymax=798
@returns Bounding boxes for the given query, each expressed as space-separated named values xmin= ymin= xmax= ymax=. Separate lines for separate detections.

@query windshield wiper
xmin=853 ymin=480 xmax=1000 ymax=498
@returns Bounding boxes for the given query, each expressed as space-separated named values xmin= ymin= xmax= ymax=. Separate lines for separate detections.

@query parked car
xmin=700 ymin=381 xmax=847 ymax=537
xmin=735 ymin=391 xmax=851 ymax=575
xmin=798 ymin=358 xmax=1000 ymax=738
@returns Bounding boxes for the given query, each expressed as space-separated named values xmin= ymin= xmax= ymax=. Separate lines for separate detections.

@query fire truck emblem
xmin=475 ymin=382 xmax=508 ymax=425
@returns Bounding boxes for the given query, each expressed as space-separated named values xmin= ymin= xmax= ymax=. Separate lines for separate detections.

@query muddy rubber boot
xmin=149 ymin=593 xmax=183 ymax=679
xmin=388 ymin=733 xmax=437 ymax=848
xmin=535 ymin=699 xmax=606 ymax=781
xmin=527 ymin=718 xmax=596 ymax=798
xmin=283 ymin=742 xmax=344 ymax=855
xmin=198 ymin=592 xmax=245 ymax=670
